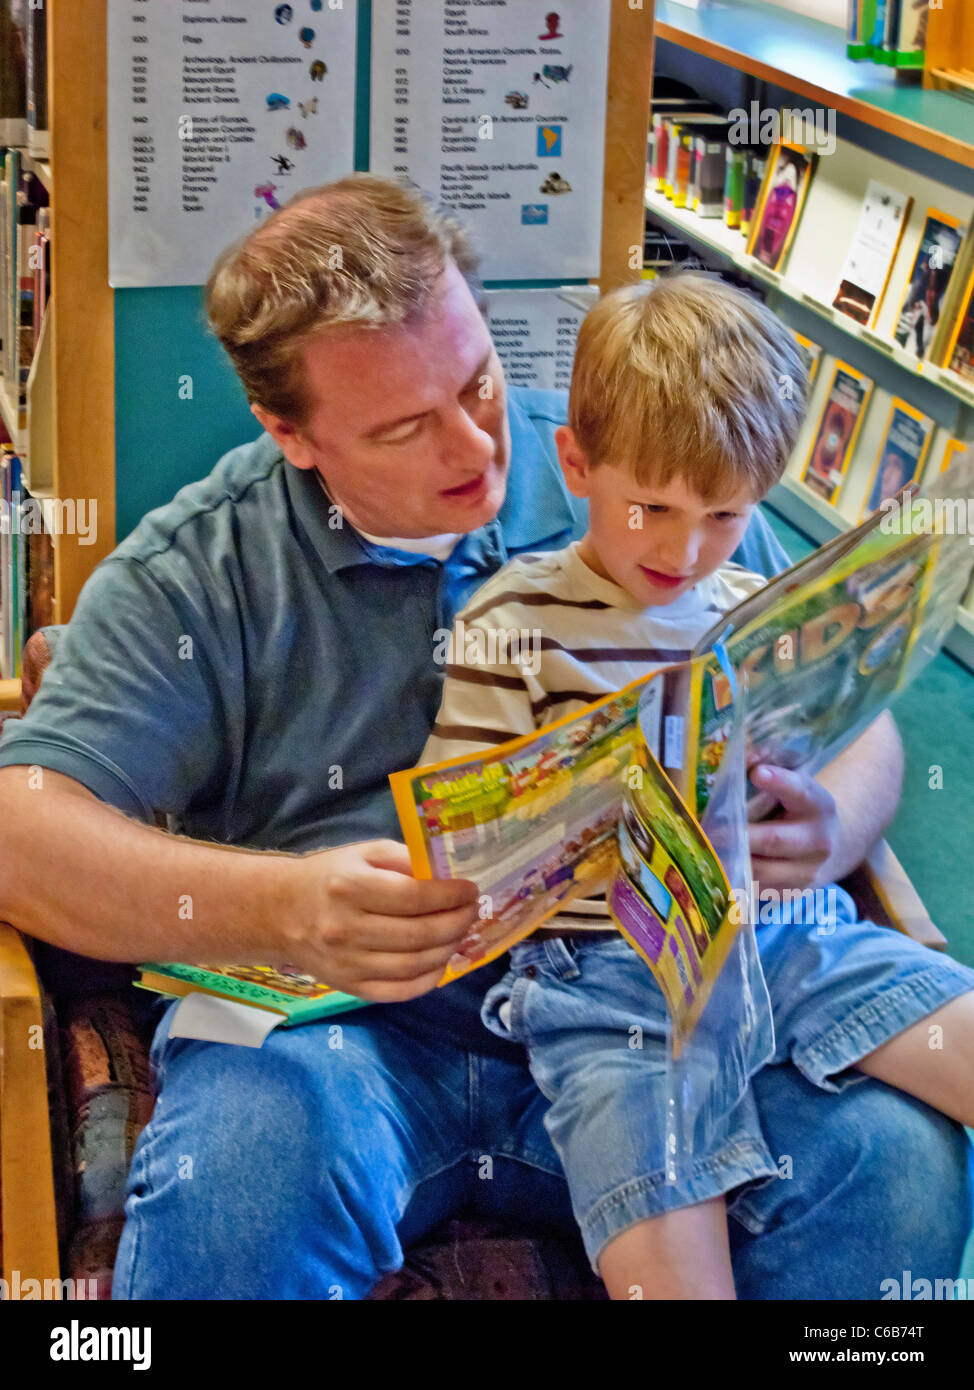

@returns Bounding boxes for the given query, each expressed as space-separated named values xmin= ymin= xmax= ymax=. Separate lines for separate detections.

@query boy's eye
xmin=712 ymin=511 xmax=741 ymax=521
xmin=641 ymin=503 xmax=668 ymax=515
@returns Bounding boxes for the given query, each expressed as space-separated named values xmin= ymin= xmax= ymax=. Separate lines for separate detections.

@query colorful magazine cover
xmin=893 ymin=209 xmax=965 ymax=361
xmin=939 ymin=437 xmax=969 ymax=473
xmin=943 ymin=261 xmax=974 ymax=383
xmin=859 ymin=398 xmax=934 ymax=520
xmin=746 ymin=142 xmax=815 ymax=273
xmin=793 ymin=332 xmax=822 ymax=386
xmin=832 ymin=180 xmax=912 ymax=327
xmin=390 ymin=673 xmax=742 ymax=1052
xmin=800 ymin=361 xmax=873 ymax=504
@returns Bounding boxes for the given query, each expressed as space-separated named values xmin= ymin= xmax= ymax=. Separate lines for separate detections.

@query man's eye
xmin=380 ymin=419 xmax=425 ymax=444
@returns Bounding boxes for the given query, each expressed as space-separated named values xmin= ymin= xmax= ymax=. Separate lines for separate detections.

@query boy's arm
xmin=421 ymin=617 xmax=537 ymax=766
xmin=748 ymin=711 xmax=903 ymax=891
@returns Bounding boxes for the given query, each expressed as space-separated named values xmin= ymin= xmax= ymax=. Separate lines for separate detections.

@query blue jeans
xmin=112 ymin=986 xmax=974 ymax=1300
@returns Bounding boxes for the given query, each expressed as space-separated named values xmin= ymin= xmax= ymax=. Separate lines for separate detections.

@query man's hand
xmin=746 ymin=713 xmax=904 ymax=894
xmin=286 ymin=839 xmax=483 ymax=1003
xmin=747 ymin=764 xmax=840 ymax=894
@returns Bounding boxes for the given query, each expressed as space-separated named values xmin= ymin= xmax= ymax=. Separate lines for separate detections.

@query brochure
xmin=859 ymin=398 xmax=934 ymax=520
xmin=832 ymin=179 xmax=912 ymax=327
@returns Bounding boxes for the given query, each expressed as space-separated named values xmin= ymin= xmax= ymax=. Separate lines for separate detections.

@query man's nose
xmin=441 ymin=401 xmax=495 ymax=471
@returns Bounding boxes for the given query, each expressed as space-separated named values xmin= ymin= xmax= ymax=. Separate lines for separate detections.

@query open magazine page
xmin=686 ymin=454 xmax=974 ymax=819
xmin=389 ymin=674 xmax=656 ymax=982
xmin=606 ymin=699 xmax=747 ymax=1055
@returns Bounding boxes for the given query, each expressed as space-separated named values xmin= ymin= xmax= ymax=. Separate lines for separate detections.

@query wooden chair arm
xmin=842 ymin=839 xmax=946 ymax=952
xmin=0 ymin=920 xmax=61 ymax=1285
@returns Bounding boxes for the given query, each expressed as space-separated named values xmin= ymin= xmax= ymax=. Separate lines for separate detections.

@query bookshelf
xmin=0 ymin=0 xmax=115 ymax=702
xmin=654 ymin=0 xmax=974 ymax=170
xmin=648 ymin=0 xmax=974 ymax=672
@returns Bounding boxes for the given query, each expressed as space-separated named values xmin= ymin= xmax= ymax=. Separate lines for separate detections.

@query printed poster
xmin=107 ymin=0 xmax=357 ymax=287
xmin=485 ymin=286 xmax=595 ymax=390
xmin=370 ymin=0 xmax=611 ymax=280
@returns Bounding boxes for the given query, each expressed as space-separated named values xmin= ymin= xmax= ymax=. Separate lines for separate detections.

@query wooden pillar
xmin=599 ymin=0 xmax=656 ymax=291
xmin=49 ymin=0 xmax=116 ymax=622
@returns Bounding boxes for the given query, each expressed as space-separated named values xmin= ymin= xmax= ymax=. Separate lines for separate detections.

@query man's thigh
xmin=113 ymin=1001 xmax=561 ymax=1299
xmin=728 ymin=1061 xmax=974 ymax=1300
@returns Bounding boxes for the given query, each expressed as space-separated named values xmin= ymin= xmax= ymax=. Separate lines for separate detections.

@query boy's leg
xmin=113 ymin=1000 xmax=479 ymax=1300
xmin=756 ymin=884 xmax=974 ymax=1102
xmin=599 ymin=1198 xmax=735 ymax=1300
xmin=482 ymin=935 xmax=778 ymax=1299
xmin=855 ymin=991 xmax=974 ymax=1126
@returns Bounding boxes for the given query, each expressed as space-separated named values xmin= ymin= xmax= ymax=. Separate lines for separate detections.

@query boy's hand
xmin=746 ymin=764 xmax=840 ymax=893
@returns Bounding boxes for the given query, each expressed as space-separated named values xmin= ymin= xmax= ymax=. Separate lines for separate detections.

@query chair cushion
xmin=368 ymin=1217 xmax=606 ymax=1300
xmin=59 ymin=996 xmax=155 ymax=1298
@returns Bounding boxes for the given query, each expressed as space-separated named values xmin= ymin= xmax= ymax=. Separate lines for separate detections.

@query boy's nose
xmin=654 ymin=528 xmax=699 ymax=574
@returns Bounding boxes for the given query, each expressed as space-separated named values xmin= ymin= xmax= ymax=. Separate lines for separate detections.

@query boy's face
xmin=556 ymin=427 xmax=758 ymax=606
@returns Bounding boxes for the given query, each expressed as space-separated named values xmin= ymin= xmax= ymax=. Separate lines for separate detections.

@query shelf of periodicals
xmin=0 ymin=142 xmax=54 ymax=699
xmin=643 ymin=121 xmax=974 ymax=673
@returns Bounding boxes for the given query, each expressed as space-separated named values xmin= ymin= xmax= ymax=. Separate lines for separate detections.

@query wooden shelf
xmin=655 ymin=0 xmax=974 ymax=171
xmin=0 ymin=678 xmax=22 ymax=712
xmin=644 ymin=187 xmax=974 ymax=410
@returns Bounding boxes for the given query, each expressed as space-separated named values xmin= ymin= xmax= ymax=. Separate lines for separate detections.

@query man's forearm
xmin=0 ymin=766 xmax=293 ymax=964
xmin=815 ymin=711 xmax=904 ymax=884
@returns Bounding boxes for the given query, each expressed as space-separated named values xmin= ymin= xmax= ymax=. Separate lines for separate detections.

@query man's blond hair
xmin=205 ymin=174 xmax=482 ymax=424
xmin=568 ymin=272 xmax=807 ymax=500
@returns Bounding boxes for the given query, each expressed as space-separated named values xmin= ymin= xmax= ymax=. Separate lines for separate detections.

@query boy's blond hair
xmin=568 ymin=272 xmax=807 ymax=500
xmin=205 ymin=174 xmax=483 ymax=425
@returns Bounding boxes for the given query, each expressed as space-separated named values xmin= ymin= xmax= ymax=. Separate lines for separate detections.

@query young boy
xmin=420 ymin=273 xmax=974 ymax=1299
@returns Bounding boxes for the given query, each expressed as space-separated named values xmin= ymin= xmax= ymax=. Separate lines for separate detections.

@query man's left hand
xmin=747 ymin=763 xmax=840 ymax=893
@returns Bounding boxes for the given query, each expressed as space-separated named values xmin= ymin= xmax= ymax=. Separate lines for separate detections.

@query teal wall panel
xmin=114 ymin=287 xmax=257 ymax=541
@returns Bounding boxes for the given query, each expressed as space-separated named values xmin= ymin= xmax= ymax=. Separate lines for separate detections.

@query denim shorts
xmin=481 ymin=885 xmax=974 ymax=1270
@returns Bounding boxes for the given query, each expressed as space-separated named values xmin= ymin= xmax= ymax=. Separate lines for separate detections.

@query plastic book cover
xmin=943 ymin=259 xmax=974 ymax=383
xmin=800 ymin=360 xmax=874 ymax=505
xmin=859 ymin=398 xmax=934 ymax=520
xmin=686 ymin=454 xmax=974 ymax=819
xmin=893 ymin=209 xmax=965 ymax=361
xmin=793 ymin=332 xmax=822 ymax=386
xmin=746 ymin=142 xmax=815 ymax=274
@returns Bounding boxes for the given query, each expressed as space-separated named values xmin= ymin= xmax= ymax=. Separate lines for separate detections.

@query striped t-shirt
xmin=420 ymin=541 xmax=766 ymax=929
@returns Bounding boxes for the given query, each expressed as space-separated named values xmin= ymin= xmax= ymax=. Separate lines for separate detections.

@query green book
xmin=136 ymin=961 xmax=368 ymax=1026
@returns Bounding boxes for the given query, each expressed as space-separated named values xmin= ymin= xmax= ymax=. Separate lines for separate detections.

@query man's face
xmin=255 ymin=263 xmax=510 ymax=538
xmin=557 ymin=426 xmax=756 ymax=606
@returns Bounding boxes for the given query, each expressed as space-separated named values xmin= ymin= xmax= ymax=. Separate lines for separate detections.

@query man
xmin=0 ymin=175 xmax=969 ymax=1299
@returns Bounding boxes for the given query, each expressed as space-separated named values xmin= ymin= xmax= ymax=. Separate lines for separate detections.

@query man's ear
xmin=555 ymin=425 xmax=594 ymax=499
xmin=250 ymin=402 xmax=317 ymax=472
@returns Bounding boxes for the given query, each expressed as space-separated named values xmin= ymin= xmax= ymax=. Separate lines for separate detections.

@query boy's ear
xmin=555 ymin=425 xmax=594 ymax=499
xmin=251 ymin=402 xmax=317 ymax=472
